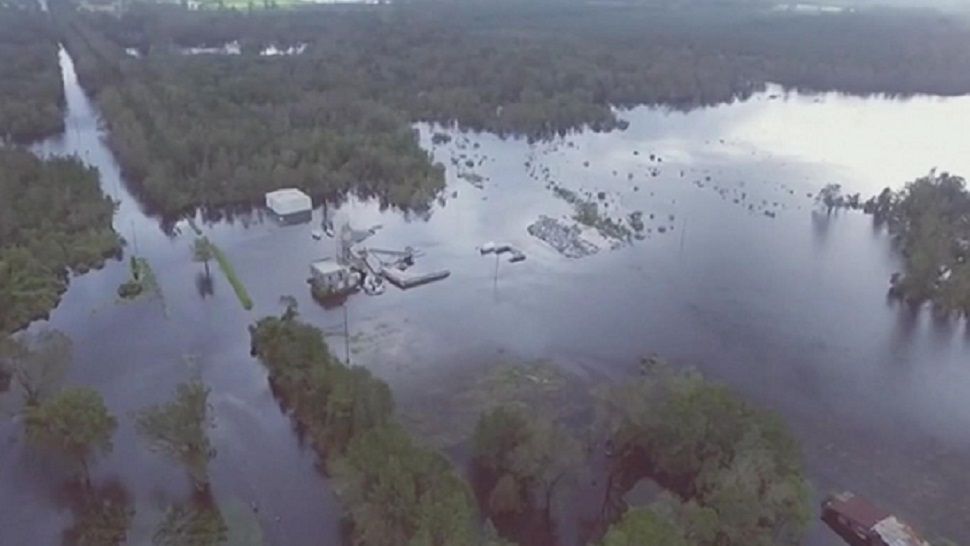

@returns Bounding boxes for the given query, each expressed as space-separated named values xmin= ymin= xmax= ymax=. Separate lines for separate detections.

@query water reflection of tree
xmin=195 ymin=271 xmax=214 ymax=299
xmin=153 ymin=491 xmax=228 ymax=546
xmin=58 ymin=479 xmax=134 ymax=546
xmin=810 ymin=210 xmax=832 ymax=249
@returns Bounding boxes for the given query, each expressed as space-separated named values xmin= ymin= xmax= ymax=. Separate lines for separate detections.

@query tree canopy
xmin=864 ymin=171 xmax=970 ymax=316
xmin=473 ymin=406 xmax=582 ymax=519
xmin=0 ymin=149 xmax=121 ymax=335
xmin=24 ymin=387 xmax=117 ymax=479
xmin=0 ymin=4 xmax=64 ymax=142
xmin=134 ymin=380 xmax=217 ymax=490
xmin=595 ymin=361 xmax=811 ymax=546
xmin=597 ymin=507 xmax=688 ymax=546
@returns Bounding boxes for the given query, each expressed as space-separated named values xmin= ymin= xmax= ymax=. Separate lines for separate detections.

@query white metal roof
xmin=266 ymin=188 xmax=312 ymax=216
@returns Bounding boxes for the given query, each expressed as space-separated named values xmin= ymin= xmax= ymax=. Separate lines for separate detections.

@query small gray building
xmin=309 ymin=258 xmax=358 ymax=295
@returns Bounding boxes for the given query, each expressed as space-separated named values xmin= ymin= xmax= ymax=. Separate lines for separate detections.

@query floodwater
xmin=3 ymin=46 xmax=970 ymax=545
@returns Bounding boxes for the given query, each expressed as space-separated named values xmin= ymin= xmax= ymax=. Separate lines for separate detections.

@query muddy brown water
xmin=3 ymin=47 xmax=970 ymax=545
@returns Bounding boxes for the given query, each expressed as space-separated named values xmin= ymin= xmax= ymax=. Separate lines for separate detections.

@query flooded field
xmin=3 ymin=47 xmax=970 ymax=545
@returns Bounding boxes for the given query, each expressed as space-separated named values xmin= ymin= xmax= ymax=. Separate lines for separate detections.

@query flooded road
xmin=3 ymin=47 xmax=970 ymax=545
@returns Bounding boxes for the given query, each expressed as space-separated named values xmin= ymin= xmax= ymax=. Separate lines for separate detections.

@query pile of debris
xmin=480 ymin=242 xmax=526 ymax=263
xmin=527 ymin=216 xmax=599 ymax=259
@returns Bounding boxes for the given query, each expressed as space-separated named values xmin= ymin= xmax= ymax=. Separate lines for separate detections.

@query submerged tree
xmin=473 ymin=405 xmax=583 ymax=521
xmin=815 ymin=184 xmax=844 ymax=215
xmin=863 ymin=171 xmax=970 ymax=316
xmin=135 ymin=381 xmax=216 ymax=490
xmin=25 ymin=387 xmax=117 ymax=482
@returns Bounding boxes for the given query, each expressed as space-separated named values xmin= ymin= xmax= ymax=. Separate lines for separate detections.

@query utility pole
xmin=493 ymin=252 xmax=500 ymax=296
xmin=131 ymin=219 xmax=139 ymax=255
xmin=343 ymin=302 xmax=350 ymax=366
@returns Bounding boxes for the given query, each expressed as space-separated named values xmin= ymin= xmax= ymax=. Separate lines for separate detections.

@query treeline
xmin=864 ymin=171 xmax=970 ymax=317
xmin=53 ymin=1 xmax=970 ymax=216
xmin=54 ymin=2 xmax=445 ymax=217
xmin=0 ymin=149 xmax=122 ymax=335
xmin=251 ymin=307 xmax=812 ymax=546
xmin=0 ymin=3 xmax=65 ymax=142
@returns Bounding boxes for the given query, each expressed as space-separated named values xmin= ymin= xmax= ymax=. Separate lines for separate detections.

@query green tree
xmin=595 ymin=362 xmax=811 ymax=546
xmin=24 ymin=387 xmax=117 ymax=481
xmin=598 ymin=507 xmax=689 ymax=546
xmin=332 ymin=424 xmax=480 ymax=546
xmin=135 ymin=381 xmax=216 ymax=490
xmin=865 ymin=171 xmax=970 ymax=316
xmin=192 ymin=237 xmax=214 ymax=279
xmin=473 ymin=406 xmax=582 ymax=519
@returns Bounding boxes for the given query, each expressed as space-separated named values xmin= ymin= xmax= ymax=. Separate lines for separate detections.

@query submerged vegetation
xmin=865 ymin=171 xmax=970 ymax=317
xmin=0 ymin=3 xmax=64 ymax=142
xmin=209 ymin=241 xmax=253 ymax=310
xmin=0 ymin=149 xmax=121 ymax=334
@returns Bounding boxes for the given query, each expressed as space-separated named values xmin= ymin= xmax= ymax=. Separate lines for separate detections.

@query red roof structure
xmin=825 ymin=492 xmax=892 ymax=528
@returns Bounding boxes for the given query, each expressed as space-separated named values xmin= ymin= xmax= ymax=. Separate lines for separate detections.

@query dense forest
xmin=0 ymin=4 xmax=65 ymax=142
xmin=0 ymin=149 xmax=122 ymax=335
xmin=51 ymin=0 xmax=970 ymax=216
xmin=864 ymin=171 xmax=970 ymax=316
xmin=251 ymin=306 xmax=811 ymax=546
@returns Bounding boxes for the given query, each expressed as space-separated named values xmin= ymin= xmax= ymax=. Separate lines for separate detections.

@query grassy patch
xmin=399 ymin=361 xmax=592 ymax=449
xmin=210 ymin=243 xmax=253 ymax=310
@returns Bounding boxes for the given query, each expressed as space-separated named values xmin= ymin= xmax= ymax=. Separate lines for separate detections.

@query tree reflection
xmin=153 ymin=490 xmax=227 ymax=546
xmin=810 ymin=210 xmax=832 ymax=249
xmin=58 ymin=479 xmax=134 ymax=546
xmin=195 ymin=271 xmax=214 ymax=299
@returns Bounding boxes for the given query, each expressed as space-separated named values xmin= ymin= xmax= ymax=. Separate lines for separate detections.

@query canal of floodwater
xmin=3 ymin=47 xmax=970 ymax=545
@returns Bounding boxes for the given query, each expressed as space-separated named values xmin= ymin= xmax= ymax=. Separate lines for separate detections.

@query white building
xmin=265 ymin=188 xmax=312 ymax=224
